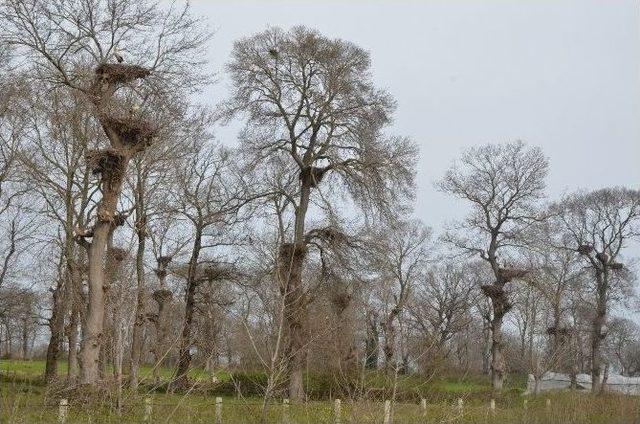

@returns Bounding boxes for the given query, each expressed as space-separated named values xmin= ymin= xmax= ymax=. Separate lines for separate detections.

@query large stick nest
xmin=153 ymin=289 xmax=173 ymax=303
xmin=577 ymin=244 xmax=594 ymax=255
xmin=498 ymin=267 xmax=528 ymax=282
xmin=299 ymin=166 xmax=328 ymax=188
xmin=157 ymin=256 xmax=172 ymax=266
xmin=95 ymin=63 xmax=151 ymax=84
xmin=279 ymin=243 xmax=308 ymax=261
xmin=107 ymin=247 xmax=128 ymax=262
xmin=481 ymin=284 xmax=505 ymax=299
xmin=546 ymin=326 xmax=572 ymax=336
xmin=101 ymin=115 xmax=155 ymax=148
xmin=86 ymin=149 xmax=126 ymax=176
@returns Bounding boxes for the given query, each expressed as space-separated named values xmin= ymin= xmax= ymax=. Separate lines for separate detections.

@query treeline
xmin=0 ymin=0 xmax=639 ymax=401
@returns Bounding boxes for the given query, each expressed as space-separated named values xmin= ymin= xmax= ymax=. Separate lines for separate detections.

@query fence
xmin=54 ymin=396 xmax=542 ymax=424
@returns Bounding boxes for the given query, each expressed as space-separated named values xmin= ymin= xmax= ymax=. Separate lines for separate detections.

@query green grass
xmin=1 ymin=360 xmax=639 ymax=423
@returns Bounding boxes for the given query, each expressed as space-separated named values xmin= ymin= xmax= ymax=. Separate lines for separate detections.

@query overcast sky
xmin=191 ymin=0 xmax=640 ymax=231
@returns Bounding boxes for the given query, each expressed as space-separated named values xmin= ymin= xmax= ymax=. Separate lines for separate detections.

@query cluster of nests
xmin=577 ymin=245 xmax=623 ymax=269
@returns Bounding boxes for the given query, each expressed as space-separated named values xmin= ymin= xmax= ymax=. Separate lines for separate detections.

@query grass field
xmin=1 ymin=359 xmax=638 ymax=423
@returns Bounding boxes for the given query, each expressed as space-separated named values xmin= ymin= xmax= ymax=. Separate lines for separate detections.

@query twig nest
xmin=154 ymin=268 xmax=167 ymax=279
xmin=157 ymin=256 xmax=173 ymax=266
xmin=609 ymin=262 xmax=624 ymax=270
xmin=481 ymin=284 xmax=504 ymax=298
xmin=498 ymin=268 xmax=528 ymax=282
xmin=153 ymin=289 xmax=173 ymax=303
xmin=299 ymin=166 xmax=327 ymax=187
xmin=86 ymin=149 xmax=125 ymax=176
xmin=102 ymin=115 xmax=155 ymax=149
xmin=279 ymin=243 xmax=308 ymax=260
xmin=95 ymin=63 xmax=151 ymax=84
xmin=108 ymin=247 xmax=128 ymax=262
xmin=546 ymin=326 xmax=572 ymax=336
xmin=577 ymin=244 xmax=594 ymax=255
xmin=595 ymin=252 xmax=609 ymax=264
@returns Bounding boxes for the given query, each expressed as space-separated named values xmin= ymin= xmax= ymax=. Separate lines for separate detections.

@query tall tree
xmin=1 ymin=0 xmax=211 ymax=385
xmin=438 ymin=141 xmax=548 ymax=392
xmin=552 ymin=187 xmax=640 ymax=393
xmin=225 ymin=26 xmax=416 ymax=400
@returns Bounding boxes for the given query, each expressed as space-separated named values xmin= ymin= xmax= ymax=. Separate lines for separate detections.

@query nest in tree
xmin=101 ymin=115 xmax=155 ymax=149
xmin=113 ymin=213 xmax=127 ymax=227
xmin=95 ymin=63 xmax=151 ymax=85
xmin=299 ymin=166 xmax=327 ymax=187
xmin=609 ymin=262 xmax=624 ymax=270
xmin=316 ymin=227 xmax=348 ymax=245
xmin=498 ymin=268 xmax=528 ymax=282
xmin=157 ymin=256 xmax=172 ymax=266
xmin=331 ymin=291 xmax=352 ymax=313
xmin=86 ymin=149 xmax=125 ymax=176
xmin=547 ymin=326 xmax=572 ymax=336
xmin=577 ymin=244 xmax=594 ymax=255
xmin=108 ymin=247 xmax=127 ymax=262
xmin=153 ymin=289 xmax=173 ymax=303
xmin=154 ymin=268 xmax=167 ymax=279
xmin=481 ymin=284 xmax=504 ymax=299
xmin=202 ymin=264 xmax=232 ymax=281
xmin=279 ymin=243 xmax=308 ymax=261
xmin=596 ymin=252 xmax=609 ymax=264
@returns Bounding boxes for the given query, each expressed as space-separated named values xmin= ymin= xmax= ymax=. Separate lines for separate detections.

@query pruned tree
xmin=1 ymin=0 xmax=211 ymax=385
xmin=552 ymin=187 xmax=640 ymax=393
xmin=438 ymin=141 xmax=549 ymax=392
xmin=225 ymin=25 xmax=417 ymax=400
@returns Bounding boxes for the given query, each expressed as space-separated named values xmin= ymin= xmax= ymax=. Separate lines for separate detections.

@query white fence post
xmin=333 ymin=399 xmax=341 ymax=424
xmin=420 ymin=398 xmax=427 ymax=416
xmin=215 ymin=397 xmax=222 ymax=424
xmin=143 ymin=397 xmax=152 ymax=422
xmin=457 ymin=398 xmax=464 ymax=415
xmin=489 ymin=398 xmax=496 ymax=415
xmin=282 ymin=398 xmax=290 ymax=424
xmin=546 ymin=398 xmax=551 ymax=409
xmin=383 ymin=400 xmax=391 ymax=424
xmin=58 ymin=398 xmax=69 ymax=424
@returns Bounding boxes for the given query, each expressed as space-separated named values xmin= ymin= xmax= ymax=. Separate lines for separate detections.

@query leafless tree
xmin=438 ymin=141 xmax=549 ymax=392
xmin=552 ymin=187 xmax=640 ymax=392
xmin=224 ymin=25 xmax=417 ymax=400
xmin=1 ymin=0 xmax=211 ymax=385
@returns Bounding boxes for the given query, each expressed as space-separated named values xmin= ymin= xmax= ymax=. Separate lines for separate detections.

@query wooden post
xmin=545 ymin=398 xmax=551 ymax=409
xmin=457 ymin=398 xmax=463 ymax=415
xmin=333 ymin=399 xmax=341 ymax=424
xmin=58 ymin=398 xmax=69 ymax=424
xmin=489 ymin=398 xmax=495 ymax=415
xmin=420 ymin=398 xmax=427 ymax=416
xmin=383 ymin=400 xmax=391 ymax=424
xmin=215 ymin=397 xmax=222 ymax=424
xmin=282 ymin=398 xmax=290 ymax=424
xmin=143 ymin=397 xmax=152 ymax=422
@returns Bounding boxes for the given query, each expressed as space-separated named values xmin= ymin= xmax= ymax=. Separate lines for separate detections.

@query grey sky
xmin=192 ymin=0 xmax=640 ymax=230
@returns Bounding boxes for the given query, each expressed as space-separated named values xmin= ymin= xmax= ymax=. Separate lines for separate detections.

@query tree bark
xmin=591 ymin=270 xmax=607 ymax=394
xmin=130 ymin=175 xmax=147 ymax=388
xmin=490 ymin=312 xmax=505 ymax=392
xmin=44 ymin=279 xmax=66 ymax=383
xmin=173 ymin=228 xmax=202 ymax=389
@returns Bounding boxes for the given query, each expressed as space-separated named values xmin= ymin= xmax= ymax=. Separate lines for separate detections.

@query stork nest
xmin=157 ymin=256 xmax=172 ymax=266
xmin=108 ymin=247 xmax=127 ymax=262
xmin=481 ymin=284 xmax=504 ymax=299
xmin=596 ymin=252 xmax=609 ymax=264
xmin=95 ymin=63 xmax=151 ymax=85
xmin=331 ymin=291 xmax=352 ymax=313
xmin=153 ymin=289 xmax=173 ymax=303
xmin=279 ymin=243 xmax=308 ymax=261
xmin=498 ymin=268 xmax=528 ymax=282
xmin=86 ymin=149 xmax=125 ymax=176
xmin=609 ymin=262 xmax=624 ymax=270
xmin=313 ymin=227 xmax=348 ymax=246
xmin=577 ymin=244 xmax=594 ymax=255
xmin=546 ymin=326 xmax=572 ymax=336
xmin=154 ymin=268 xmax=167 ymax=279
xmin=299 ymin=166 xmax=327 ymax=188
xmin=201 ymin=264 xmax=231 ymax=281
xmin=101 ymin=115 xmax=155 ymax=148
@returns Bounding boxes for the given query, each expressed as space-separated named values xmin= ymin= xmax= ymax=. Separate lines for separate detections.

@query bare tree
xmin=552 ymin=187 xmax=640 ymax=393
xmin=225 ymin=26 xmax=416 ymax=400
xmin=1 ymin=0 xmax=211 ymax=385
xmin=438 ymin=141 xmax=549 ymax=392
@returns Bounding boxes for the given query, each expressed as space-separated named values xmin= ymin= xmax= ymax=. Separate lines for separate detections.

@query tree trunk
xmin=173 ymin=228 xmax=202 ymax=389
xmin=490 ymin=312 xmax=505 ymax=392
xmin=44 ymin=280 xmax=66 ymax=383
xmin=67 ymin=306 xmax=79 ymax=381
xmin=129 ymin=201 xmax=147 ymax=388
xmin=591 ymin=270 xmax=607 ymax=394
xmin=279 ymin=242 xmax=308 ymax=401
